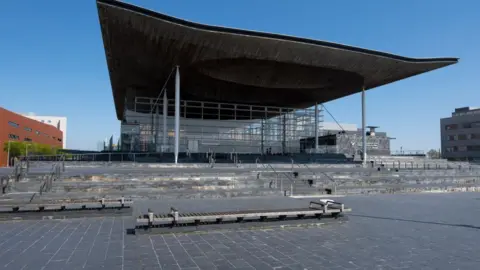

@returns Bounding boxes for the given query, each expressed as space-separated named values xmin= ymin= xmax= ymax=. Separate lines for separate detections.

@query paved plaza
xmin=0 ymin=193 xmax=479 ymax=270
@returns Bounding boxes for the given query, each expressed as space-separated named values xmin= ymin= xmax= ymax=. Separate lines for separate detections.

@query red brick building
xmin=0 ymin=107 xmax=63 ymax=167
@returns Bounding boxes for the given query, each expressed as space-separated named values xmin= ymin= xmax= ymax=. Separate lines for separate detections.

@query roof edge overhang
xmin=97 ymin=0 xmax=458 ymax=64
xmin=97 ymin=0 xmax=459 ymax=121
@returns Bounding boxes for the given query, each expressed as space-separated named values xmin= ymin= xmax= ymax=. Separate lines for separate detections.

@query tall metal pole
xmin=174 ymin=66 xmax=180 ymax=164
xmin=362 ymin=86 xmax=367 ymax=166
xmin=163 ymin=90 xmax=168 ymax=152
xmin=314 ymin=103 xmax=319 ymax=152
xmin=282 ymin=114 xmax=286 ymax=154
xmin=155 ymin=105 xmax=159 ymax=152
xmin=151 ymin=103 xmax=155 ymax=152
xmin=261 ymin=119 xmax=264 ymax=154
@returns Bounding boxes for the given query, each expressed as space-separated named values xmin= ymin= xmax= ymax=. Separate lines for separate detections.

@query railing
xmin=308 ymin=163 xmax=336 ymax=184
xmin=390 ymin=150 xmax=425 ymax=156
xmin=11 ymin=158 xmax=27 ymax=183
xmin=39 ymin=157 xmax=64 ymax=195
xmin=0 ymin=176 xmax=9 ymax=194
xmin=11 ymin=160 xmax=22 ymax=181
xmin=0 ymin=159 xmax=29 ymax=194
xmin=369 ymin=159 xmax=474 ymax=170
xmin=228 ymin=151 xmax=241 ymax=167
xmin=262 ymin=163 xmax=295 ymax=196
xmin=292 ymin=159 xmax=337 ymax=194
xmin=208 ymin=151 xmax=216 ymax=167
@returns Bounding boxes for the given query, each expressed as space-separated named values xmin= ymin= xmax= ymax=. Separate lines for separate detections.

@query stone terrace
xmin=2 ymin=161 xmax=480 ymax=205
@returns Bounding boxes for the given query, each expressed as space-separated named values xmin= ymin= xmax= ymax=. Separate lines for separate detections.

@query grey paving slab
xmin=0 ymin=193 xmax=479 ymax=269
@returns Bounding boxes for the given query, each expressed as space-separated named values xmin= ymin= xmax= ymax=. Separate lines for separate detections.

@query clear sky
xmin=1 ymin=0 xmax=479 ymax=151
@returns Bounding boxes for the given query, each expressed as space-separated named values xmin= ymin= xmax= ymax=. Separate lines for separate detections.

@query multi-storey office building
xmin=441 ymin=107 xmax=480 ymax=161
xmin=0 ymin=107 xmax=63 ymax=167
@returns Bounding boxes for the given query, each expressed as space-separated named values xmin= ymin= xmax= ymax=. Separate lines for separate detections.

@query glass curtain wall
xmin=121 ymin=97 xmax=324 ymax=154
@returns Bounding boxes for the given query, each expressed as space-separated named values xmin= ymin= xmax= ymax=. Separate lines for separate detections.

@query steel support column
xmin=174 ymin=66 xmax=180 ymax=164
xmin=163 ymin=90 xmax=167 ymax=152
xmin=150 ymin=101 xmax=155 ymax=151
xmin=314 ymin=103 xmax=319 ymax=152
xmin=362 ymin=86 xmax=367 ymax=166
xmin=282 ymin=113 xmax=286 ymax=154
xmin=261 ymin=119 xmax=264 ymax=154
xmin=155 ymin=105 xmax=159 ymax=151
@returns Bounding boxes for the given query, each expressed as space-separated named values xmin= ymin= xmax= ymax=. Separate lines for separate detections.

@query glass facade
xmin=120 ymin=97 xmax=324 ymax=154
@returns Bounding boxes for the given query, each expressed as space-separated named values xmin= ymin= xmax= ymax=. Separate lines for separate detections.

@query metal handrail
xmin=291 ymin=159 xmax=337 ymax=194
xmin=292 ymin=160 xmax=336 ymax=184
xmin=261 ymin=163 xmax=294 ymax=183
xmin=262 ymin=163 xmax=295 ymax=195
xmin=9 ymin=158 xmax=26 ymax=185
xmin=40 ymin=160 xmax=63 ymax=194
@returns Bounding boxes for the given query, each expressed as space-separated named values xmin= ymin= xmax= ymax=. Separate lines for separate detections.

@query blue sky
xmin=1 ymin=0 xmax=479 ymax=151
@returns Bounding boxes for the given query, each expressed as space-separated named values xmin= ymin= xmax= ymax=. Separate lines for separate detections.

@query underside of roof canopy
xmin=96 ymin=0 xmax=458 ymax=120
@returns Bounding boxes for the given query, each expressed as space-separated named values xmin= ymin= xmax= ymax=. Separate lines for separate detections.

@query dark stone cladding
xmin=97 ymin=0 xmax=458 ymax=120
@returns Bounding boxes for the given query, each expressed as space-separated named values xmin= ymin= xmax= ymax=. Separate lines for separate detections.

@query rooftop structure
xmin=451 ymin=106 xmax=480 ymax=117
xmin=302 ymin=126 xmax=391 ymax=156
xmin=23 ymin=114 xmax=67 ymax=148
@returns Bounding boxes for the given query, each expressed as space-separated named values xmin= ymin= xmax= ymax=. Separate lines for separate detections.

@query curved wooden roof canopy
xmin=97 ymin=0 xmax=458 ymax=120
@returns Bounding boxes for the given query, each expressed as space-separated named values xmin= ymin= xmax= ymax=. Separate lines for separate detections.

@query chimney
xmin=366 ymin=126 xmax=379 ymax=137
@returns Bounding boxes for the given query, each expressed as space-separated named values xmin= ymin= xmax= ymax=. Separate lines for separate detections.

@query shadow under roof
xmin=96 ymin=0 xmax=458 ymax=120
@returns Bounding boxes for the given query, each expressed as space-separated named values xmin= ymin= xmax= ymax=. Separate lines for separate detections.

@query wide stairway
xmin=3 ymin=160 xmax=480 ymax=205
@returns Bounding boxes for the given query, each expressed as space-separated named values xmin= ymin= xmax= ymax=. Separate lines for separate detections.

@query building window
xmin=458 ymin=146 xmax=467 ymax=151
xmin=8 ymin=121 xmax=19 ymax=128
xmin=447 ymin=135 xmax=456 ymax=141
xmin=24 ymin=138 xmax=32 ymax=142
xmin=8 ymin=134 xmax=19 ymax=140
xmin=458 ymin=134 xmax=468 ymax=140
xmin=58 ymin=138 xmax=62 ymax=142
xmin=471 ymin=133 xmax=480 ymax=139
xmin=445 ymin=124 xmax=458 ymax=130
xmin=24 ymin=127 xmax=32 ymax=132
xmin=467 ymin=145 xmax=480 ymax=151
xmin=35 ymin=131 xmax=40 ymax=135
xmin=462 ymin=122 xmax=480 ymax=128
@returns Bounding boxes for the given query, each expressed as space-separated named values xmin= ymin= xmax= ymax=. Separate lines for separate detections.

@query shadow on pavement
xmin=350 ymin=213 xmax=480 ymax=230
